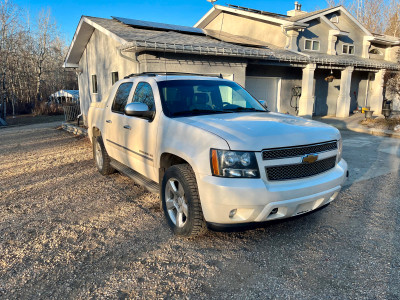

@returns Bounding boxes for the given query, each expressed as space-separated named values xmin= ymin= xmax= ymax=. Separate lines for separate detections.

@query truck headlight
xmin=211 ymin=149 xmax=260 ymax=178
xmin=337 ymin=137 xmax=343 ymax=163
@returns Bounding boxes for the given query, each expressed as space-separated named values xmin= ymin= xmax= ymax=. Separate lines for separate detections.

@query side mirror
xmin=125 ymin=102 xmax=155 ymax=120
xmin=259 ymin=100 xmax=268 ymax=108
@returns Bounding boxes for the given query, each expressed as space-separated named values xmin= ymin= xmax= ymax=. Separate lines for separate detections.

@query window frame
xmin=369 ymin=48 xmax=383 ymax=55
xmin=342 ymin=44 xmax=355 ymax=55
xmin=131 ymin=81 xmax=156 ymax=112
xmin=111 ymin=82 xmax=134 ymax=114
xmin=92 ymin=75 xmax=98 ymax=94
xmin=304 ymin=39 xmax=320 ymax=52
xmin=111 ymin=72 xmax=119 ymax=85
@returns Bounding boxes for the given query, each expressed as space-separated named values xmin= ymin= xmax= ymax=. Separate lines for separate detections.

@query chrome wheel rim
xmin=165 ymin=178 xmax=188 ymax=228
xmin=95 ymin=141 xmax=103 ymax=170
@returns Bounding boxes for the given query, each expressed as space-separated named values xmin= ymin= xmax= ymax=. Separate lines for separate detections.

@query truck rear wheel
xmin=93 ymin=136 xmax=115 ymax=175
xmin=161 ymin=164 xmax=207 ymax=237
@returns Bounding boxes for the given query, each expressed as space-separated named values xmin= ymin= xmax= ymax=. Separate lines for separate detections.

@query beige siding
xmin=78 ymin=29 xmax=138 ymax=122
xmin=140 ymin=53 xmax=247 ymax=86
xmin=328 ymin=12 xmax=364 ymax=56
xmin=203 ymin=12 xmax=286 ymax=48
xmin=385 ymin=45 xmax=399 ymax=62
xmin=369 ymin=43 xmax=386 ymax=60
xmin=298 ymin=19 xmax=331 ymax=53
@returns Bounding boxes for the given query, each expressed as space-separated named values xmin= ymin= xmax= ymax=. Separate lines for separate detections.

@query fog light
xmin=229 ymin=209 xmax=237 ymax=218
xmin=270 ymin=208 xmax=278 ymax=215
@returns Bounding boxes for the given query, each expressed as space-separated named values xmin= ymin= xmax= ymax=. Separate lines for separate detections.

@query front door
xmin=103 ymin=82 xmax=134 ymax=165
xmin=122 ymin=81 xmax=159 ymax=182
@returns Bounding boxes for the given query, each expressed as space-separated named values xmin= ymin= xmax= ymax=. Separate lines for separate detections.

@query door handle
xmin=123 ymin=125 xmax=131 ymax=130
xmin=106 ymin=120 xmax=112 ymax=123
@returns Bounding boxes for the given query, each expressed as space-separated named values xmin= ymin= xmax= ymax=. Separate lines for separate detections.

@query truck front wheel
xmin=161 ymin=164 xmax=207 ymax=237
xmin=93 ymin=136 xmax=115 ymax=175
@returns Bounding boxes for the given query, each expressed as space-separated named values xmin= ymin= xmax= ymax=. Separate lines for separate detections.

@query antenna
xmin=357 ymin=0 xmax=363 ymax=21
xmin=207 ymin=0 xmax=218 ymax=6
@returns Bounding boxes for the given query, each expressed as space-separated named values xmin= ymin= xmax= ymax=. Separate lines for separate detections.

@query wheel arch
xmin=159 ymin=152 xmax=191 ymax=182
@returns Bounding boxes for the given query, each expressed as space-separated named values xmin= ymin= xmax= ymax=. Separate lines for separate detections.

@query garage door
xmin=245 ymin=77 xmax=280 ymax=112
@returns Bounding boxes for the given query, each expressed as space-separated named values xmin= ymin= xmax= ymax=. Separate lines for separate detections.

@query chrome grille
xmin=265 ymin=156 xmax=337 ymax=181
xmin=262 ymin=141 xmax=337 ymax=160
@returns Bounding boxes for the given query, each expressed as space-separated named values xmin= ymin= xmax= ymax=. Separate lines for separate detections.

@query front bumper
xmin=197 ymin=159 xmax=348 ymax=224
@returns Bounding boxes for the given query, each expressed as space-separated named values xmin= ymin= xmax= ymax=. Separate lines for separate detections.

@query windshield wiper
xmin=172 ymin=109 xmax=232 ymax=117
xmin=224 ymin=107 xmax=266 ymax=112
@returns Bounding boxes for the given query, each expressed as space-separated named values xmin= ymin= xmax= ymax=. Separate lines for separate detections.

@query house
xmin=50 ymin=90 xmax=79 ymax=103
xmin=63 ymin=2 xmax=400 ymax=125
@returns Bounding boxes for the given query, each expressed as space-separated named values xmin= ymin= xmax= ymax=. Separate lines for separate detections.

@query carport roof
xmin=64 ymin=16 xmax=400 ymax=71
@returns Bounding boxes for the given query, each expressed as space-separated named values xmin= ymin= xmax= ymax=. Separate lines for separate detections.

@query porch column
xmin=336 ymin=66 xmax=354 ymax=118
xmin=369 ymin=69 xmax=386 ymax=115
xmin=298 ymin=63 xmax=316 ymax=118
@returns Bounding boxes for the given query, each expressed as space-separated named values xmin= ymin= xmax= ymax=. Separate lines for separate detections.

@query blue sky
xmin=13 ymin=0 xmax=329 ymax=43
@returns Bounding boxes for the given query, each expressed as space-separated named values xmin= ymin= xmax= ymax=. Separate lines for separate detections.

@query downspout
xmin=119 ymin=48 xmax=140 ymax=74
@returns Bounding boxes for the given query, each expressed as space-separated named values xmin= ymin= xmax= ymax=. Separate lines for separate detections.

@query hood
xmin=177 ymin=112 xmax=340 ymax=150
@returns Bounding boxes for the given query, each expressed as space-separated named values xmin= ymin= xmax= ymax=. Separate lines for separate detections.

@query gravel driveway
xmin=0 ymin=124 xmax=399 ymax=299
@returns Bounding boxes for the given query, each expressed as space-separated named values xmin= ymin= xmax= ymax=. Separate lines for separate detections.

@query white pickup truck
xmin=88 ymin=73 xmax=348 ymax=236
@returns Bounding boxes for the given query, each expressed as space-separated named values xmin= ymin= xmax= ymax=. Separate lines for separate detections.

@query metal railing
xmin=63 ymin=104 xmax=81 ymax=122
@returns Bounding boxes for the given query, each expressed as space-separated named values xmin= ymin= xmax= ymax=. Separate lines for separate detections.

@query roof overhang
xmin=119 ymin=40 xmax=400 ymax=71
xmin=367 ymin=35 xmax=400 ymax=46
xmin=329 ymin=29 xmax=349 ymax=37
xmin=63 ymin=16 xmax=127 ymax=68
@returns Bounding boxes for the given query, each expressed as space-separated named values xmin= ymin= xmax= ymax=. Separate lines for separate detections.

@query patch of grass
xmin=2 ymin=114 xmax=65 ymax=127
xmin=360 ymin=117 xmax=400 ymax=130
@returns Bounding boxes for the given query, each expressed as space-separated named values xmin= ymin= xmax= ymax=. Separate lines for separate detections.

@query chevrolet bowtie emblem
xmin=302 ymin=154 xmax=318 ymax=164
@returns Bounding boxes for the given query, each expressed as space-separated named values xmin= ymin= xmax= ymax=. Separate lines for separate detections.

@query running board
xmin=110 ymin=159 xmax=159 ymax=194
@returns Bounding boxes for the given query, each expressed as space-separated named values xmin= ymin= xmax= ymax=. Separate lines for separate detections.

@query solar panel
xmin=112 ymin=16 xmax=205 ymax=35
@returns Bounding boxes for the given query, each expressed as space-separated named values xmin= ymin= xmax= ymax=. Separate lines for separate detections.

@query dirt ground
xmin=0 ymin=124 xmax=399 ymax=299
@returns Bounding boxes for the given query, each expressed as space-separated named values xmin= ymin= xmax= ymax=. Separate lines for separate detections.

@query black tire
xmin=93 ymin=136 xmax=115 ymax=175
xmin=161 ymin=164 xmax=207 ymax=237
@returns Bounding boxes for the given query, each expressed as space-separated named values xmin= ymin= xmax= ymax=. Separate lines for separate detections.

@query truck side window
xmin=111 ymin=82 xmax=133 ymax=113
xmin=132 ymin=82 xmax=155 ymax=111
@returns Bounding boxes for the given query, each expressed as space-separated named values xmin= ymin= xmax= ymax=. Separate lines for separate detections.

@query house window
xmin=92 ymin=75 xmax=98 ymax=94
xmin=369 ymin=48 xmax=382 ymax=55
xmin=330 ymin=13 xmax=339 ymax=24
xmin=112 ymin=72 xmax=119 ymax=85
xmin=342 ymin=44 xmax=355 ymax=55
xmin=304 ymin=39 xmax=320 ymax=51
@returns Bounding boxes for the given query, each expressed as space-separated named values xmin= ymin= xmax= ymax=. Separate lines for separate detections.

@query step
xmin=110 ymin=159 xmax=159 ymax=194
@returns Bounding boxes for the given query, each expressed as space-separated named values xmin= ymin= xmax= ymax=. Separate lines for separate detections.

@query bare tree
xmin=327 ymin=0 xmax=400 ymax=36
xmin=0 ymin=0 xmax=77 ymax=120
xmin=0 ymin=0 xmax=19 ymax=120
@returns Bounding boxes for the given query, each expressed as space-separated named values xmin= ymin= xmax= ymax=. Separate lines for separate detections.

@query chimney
xmin=287 ymin=1 xmax=307 ymax=17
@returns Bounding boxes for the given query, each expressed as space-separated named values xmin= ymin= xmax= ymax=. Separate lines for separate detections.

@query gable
xmin=292 ymin=6 xmax=372 ymax=36
xmin=202 ymin=12 xmax=287 ymax=48
xmin=298 ymin=18 xmax=332 ymax=53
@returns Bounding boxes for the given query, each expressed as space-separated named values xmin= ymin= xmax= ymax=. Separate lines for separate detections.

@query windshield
xmin=157 ymin=80 xmax=266 ymax=117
